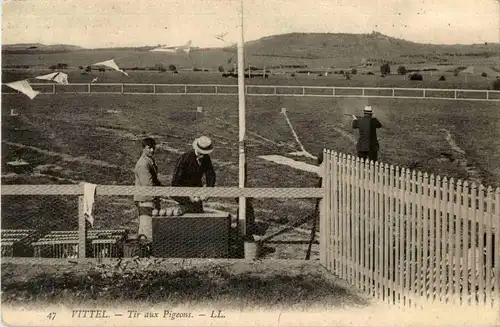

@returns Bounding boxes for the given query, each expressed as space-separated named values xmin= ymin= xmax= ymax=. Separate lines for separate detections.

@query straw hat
xmin=192 ymin=136 xmax=214 ymax=154
xmin=364 ymin=106 xmax=373 ymax=114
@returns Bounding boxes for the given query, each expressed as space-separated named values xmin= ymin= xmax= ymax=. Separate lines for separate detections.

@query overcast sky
xmin=1 ymin=0 xmax=499 ymax=48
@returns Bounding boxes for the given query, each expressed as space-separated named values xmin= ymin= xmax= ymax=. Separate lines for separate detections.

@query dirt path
xmin=3 ymin=141 xmax=121 ymax=169
xmin=440 ymin=128 xmax=482 ymax=184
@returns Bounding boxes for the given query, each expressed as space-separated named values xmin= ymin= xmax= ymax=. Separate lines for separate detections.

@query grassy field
xmin=2 ymin=67 xmax=499 ymax=91
xmin=0 ymin=260 xmax=368 ymax=309
xmin=2 ymin=93 xmax=499 ymax=246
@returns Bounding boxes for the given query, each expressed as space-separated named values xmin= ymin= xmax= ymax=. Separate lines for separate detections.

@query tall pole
xmin=497 ymin=0 xmax=500 ymax=43
xmin=237 ymin=0 xmax=247 ymax=238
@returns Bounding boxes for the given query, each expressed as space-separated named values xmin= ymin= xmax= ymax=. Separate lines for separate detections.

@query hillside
xmin=237 ymin=32 xmax=500 ymax=64
xmin=2 ymin=32 xmax=500 ymax=69
xmin=2 ymin=43 xmax=84 ymax=53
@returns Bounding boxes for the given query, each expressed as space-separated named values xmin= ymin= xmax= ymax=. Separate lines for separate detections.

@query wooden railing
xmin=1 ymin=185 xmax=322 ymax=260
xmin=2 ymin=83 xmax=500 ymax=101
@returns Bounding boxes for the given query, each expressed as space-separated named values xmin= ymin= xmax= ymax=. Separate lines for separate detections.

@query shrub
xmin=168 ymin=64 xmax=177 ymax=72
xmin=380 ymin=63 xmax=391 ymax=75
xmin=345 ymin=73 xmax=351 ymax=80
xmin=49 ymin=65 xmax=57 ymax=70
xmin=367 ymin=72 xmax=374 ymax=75
xmin=78 ymin=66 xmax=84 ymax=70
xmin=85 ymin=66 xmax=92 ymax=72
xmin=351 ymin=68 xmax=357 ymax=75
xmin=438 ymin=75 xmax=446 ymax=81
xmin=409 ymin=73 xmax=423 ymax=81
xmin=397 ymin=65 xmax=407 ymax=75
xmin=338 ymin=70 xmax=344 ymax=74
xmin=218 ymin=65 xmax=225 ymax=73
xmin=481 ymin=72 xmax=488 ymax=77
xmin=492 ymin=78 xmax=500 ymax=90
xmin=154 ymin=63 xmax=164 ymax=72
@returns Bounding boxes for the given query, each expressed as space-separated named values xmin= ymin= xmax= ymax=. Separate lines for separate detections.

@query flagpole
xmin=237 ymin=0 xmax=247 ymax=240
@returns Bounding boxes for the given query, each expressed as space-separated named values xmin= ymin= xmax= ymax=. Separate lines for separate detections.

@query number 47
xmin=47 ymin=312 xmax=56 ymax=320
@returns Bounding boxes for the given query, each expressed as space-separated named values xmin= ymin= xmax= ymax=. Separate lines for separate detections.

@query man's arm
xmin=171 ymin=155 xmax=186 ymax=186
xmin=204 ymin=157 xmax=216 ymax=187
xmin=373 ymin=117 xmax=382 ymax=128
xmin=352 ymin=118 xmax=359 ymax=129
xmin=151 ymin=163 xmax=162 ymax=186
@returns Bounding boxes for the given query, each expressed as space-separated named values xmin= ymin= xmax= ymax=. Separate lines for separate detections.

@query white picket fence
xmin=2 ymin=83 xmax=500 ymax=101
xmin=319 ymin=150 xmax=500 ymax=309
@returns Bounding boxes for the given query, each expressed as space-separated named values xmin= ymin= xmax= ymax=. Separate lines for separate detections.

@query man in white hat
xmin=171 ymin=136 xmax=216 ymax=213
xmin=352 ymin=106 xmax=383 ymax=162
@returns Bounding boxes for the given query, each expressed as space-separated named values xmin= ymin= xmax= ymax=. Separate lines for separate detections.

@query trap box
xmin=1 ymin=229 xmax=39 ymax=257
xmin=152 ymin=209 xmax=239 ymax=258
xmin=32 ymin=229 xmax=126 ymax=258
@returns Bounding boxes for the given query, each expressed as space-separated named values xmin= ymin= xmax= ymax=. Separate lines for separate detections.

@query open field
xmin=2 ymin=94 xmax=499 ymax=253
xmin=2 ymin=68 xmax=499 ymax=91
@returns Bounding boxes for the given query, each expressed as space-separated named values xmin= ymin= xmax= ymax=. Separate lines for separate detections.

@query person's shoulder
xmin=135 ymin=155 xmax=152 ymax=168
xmin=176 ymin=151 xmax=192 ymax=164
xmin=180 ymin=150 xmax=193 ymax=160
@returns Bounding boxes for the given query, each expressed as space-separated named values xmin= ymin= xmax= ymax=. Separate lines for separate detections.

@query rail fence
xmin=2 ymin=83 xmax=500 ymax=101
xmin=1 ymin=185 xmax=321 ymax=261
xmin=319 ymin=150 xmax=500 ymax=310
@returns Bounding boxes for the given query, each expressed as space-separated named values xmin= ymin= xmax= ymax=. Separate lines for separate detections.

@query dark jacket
xmin=352 ymin=116 xmax=382 ymax=152
xmin=134 ymin=154 xmax=162 ymax=202
xmin=171 ymin=150 xmax=216 ymax=187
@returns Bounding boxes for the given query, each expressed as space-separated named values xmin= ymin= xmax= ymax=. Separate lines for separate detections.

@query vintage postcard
xmin=1 ymin=0 xmax=500 ymax=326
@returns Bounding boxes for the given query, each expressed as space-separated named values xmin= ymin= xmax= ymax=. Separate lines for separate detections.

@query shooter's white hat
xmin=364 ymin=106 xmax=373 ymax=114
xmin=192 ymin=136 xmax=214 ymax=154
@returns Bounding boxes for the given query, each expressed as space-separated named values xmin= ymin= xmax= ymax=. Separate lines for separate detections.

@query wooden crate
xmin=151 ymin=209 xmax=234 ymax=258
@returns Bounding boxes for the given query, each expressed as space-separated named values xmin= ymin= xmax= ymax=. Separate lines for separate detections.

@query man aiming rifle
xmin=351 ymin=106 xmax=383 ymax=162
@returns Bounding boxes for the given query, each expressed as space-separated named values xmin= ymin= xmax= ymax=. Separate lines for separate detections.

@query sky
xmin=1 ymin=0 xmax=499 ymax=48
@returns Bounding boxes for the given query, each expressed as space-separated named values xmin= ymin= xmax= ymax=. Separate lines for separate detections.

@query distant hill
xmin=2 ymin=43 xmax=85 ymax=53
xmin=233 ymin=32 xmax=500 ymax=64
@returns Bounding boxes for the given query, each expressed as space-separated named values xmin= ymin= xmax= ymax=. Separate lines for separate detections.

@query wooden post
xmin=237 ymin=0 xmax=247 ymax=239
xmin=319 ymin=150 xmax=327 ymax=266
xmin=78 ymin=195 xmax=86 ymax=260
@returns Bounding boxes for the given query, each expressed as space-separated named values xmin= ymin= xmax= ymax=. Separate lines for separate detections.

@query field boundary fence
xmin=319 ymin=150 xmax=500 ymax=310
xmin=2 ymin=83 xmax=500 ymax=101
xmin=1 ymin=185 xmax=321 ymax=262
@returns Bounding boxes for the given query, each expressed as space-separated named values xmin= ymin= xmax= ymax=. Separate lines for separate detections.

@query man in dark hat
xmin=171 ymin=136 xmax=216 ymax=213
xmin=352 ymin=106 xmax=383 ymax=162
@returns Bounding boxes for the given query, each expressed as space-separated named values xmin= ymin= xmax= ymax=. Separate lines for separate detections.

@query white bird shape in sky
xmin=214 ymin=32 xmax=228 ymax=42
